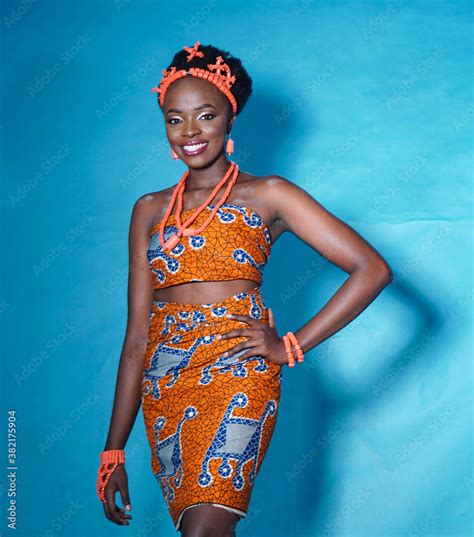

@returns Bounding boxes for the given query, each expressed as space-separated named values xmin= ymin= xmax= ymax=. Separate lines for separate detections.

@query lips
xmin=180 ymin=141 xmax=209 ymax=156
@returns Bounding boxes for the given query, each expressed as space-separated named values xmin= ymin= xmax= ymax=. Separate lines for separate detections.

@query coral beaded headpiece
xmin=151 ymin=41 xmax=238 ymax=115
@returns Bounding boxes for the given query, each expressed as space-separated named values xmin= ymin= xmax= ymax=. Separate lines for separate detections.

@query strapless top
xmin=147 ymin=203 xmax=272 ymax=290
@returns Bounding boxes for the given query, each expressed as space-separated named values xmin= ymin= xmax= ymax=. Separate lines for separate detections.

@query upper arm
xmin=124 ymin=194 xmax=155 ymax=345
xmin=265 ymin=176 xmax=393 ymax=276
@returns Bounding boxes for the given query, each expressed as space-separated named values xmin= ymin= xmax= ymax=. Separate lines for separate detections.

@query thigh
xmin=180 ymin=504 xmax=240 ymax=537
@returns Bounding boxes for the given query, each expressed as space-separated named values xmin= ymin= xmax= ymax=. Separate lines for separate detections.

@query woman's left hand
xmin=216 ymin=307 xmax=288 ymax=366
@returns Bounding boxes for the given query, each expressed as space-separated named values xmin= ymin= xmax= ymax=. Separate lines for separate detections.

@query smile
xmin=181 ymin=142 xmax=209 ymax=155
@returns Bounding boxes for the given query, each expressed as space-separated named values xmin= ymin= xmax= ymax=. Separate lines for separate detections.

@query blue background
xmin=1 ymin=1 xmax=472 ymax=536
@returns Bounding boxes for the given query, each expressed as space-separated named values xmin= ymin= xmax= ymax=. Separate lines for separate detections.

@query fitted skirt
xmin=141 ymin=285 xmax=283 ymax=531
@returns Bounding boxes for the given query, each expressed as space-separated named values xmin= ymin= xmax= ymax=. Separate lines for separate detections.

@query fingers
xmin=118 ymin=507 xmax=132 ymax=522
xmin=225 ymin=313 xmax=258 ymax=325
xmin=222 ymin=337 xmax=259 ymax=359
xmin=217 ymin=310 xmax=274 ymax=359
xmin=103 ymin=502 xmax=132 ymax=525
xmin=218 ymin=327 xmax=260 ymax=342
xmin=221 ymin=311 xmax=274 ymax=332
xmin=118 ymin=482 xmax=133 ymax=517
xmin=104 ymin=485 xmax=131 ymax=525
xmin=268 ymin=307 xmax=275 ymax=328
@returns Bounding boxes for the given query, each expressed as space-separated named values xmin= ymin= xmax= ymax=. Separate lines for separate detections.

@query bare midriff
xmin=152 ymin=279 xmax=260 ymax=305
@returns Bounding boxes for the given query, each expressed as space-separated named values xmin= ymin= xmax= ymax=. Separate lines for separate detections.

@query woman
xmin=96 ymin=41 xmax=392 ymax=536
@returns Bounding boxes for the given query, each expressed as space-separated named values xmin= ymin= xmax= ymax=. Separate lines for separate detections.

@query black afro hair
xmin=158 ymin=42 xmax=253 ymax=116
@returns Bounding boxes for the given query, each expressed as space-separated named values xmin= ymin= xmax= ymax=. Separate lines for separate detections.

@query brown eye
xmin=167 ymin=114 xmax=214 ymax=124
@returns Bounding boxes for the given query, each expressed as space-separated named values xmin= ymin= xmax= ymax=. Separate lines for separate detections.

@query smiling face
xmin=162 ymin=76 xmax=235 ymax=165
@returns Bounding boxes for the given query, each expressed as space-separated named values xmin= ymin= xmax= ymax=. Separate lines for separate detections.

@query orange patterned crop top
xmin=147 ymin=203 xmax=272 ymax=290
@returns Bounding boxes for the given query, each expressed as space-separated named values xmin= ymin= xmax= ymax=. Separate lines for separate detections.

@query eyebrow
xmin=166 ymin=103 xmax=217 ymax=114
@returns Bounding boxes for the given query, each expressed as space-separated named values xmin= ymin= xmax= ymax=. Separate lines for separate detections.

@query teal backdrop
xmin=2 ymin=1 xmax=472 ymax=536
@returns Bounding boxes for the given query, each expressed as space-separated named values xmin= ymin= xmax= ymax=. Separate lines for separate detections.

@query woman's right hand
xmin=102 ymin=464 xmax=133 ymax=526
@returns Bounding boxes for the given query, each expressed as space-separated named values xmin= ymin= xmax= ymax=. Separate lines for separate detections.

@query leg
xmin=180 ymin=504 xmax=240 ymax=537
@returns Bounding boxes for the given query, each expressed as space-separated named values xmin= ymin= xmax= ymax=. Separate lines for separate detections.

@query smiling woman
xmin=158 ymin=42 xmax=252 ymax=167
xmin=96 ymin=40 xmax=392 ymax=536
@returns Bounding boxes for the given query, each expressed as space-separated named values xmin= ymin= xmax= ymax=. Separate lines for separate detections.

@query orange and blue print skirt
xmin=141 ymin=285 xmax=283 ymax=531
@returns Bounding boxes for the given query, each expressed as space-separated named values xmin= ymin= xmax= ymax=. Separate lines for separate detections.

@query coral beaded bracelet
xmin=282 ymin=331 xmax=304 ymax=367
xmin=96 ymin=449 xmax=125 ymax=503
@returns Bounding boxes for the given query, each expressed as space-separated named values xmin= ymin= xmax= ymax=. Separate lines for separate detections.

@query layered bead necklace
xmin=159 ymin=160 xmax=240 ymax=251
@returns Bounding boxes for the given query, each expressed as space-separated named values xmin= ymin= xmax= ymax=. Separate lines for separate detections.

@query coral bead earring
xmin=171 ymin=148 xmax=179 ymax=160
xmin=225 ymin=134 xmax=234 ymax=155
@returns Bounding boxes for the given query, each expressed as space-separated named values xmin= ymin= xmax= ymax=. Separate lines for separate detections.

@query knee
xmin=181 ymin=524 xmax=235 ymax=537
xmin=180 ymin=504 xmax=238 ymax=537
xmin=181 ymin=520 xmax=237 ymax=537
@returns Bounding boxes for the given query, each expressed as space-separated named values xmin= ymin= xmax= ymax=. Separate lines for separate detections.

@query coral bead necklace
xmin=159 ymin=160 xmax=239 ymax=251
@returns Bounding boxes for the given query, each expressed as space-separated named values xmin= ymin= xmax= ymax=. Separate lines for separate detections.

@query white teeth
xmin=183 ymin=142 xmax=207 ymax=151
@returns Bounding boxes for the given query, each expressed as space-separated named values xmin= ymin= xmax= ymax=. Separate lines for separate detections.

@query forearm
xmin=103 ymin=335 xmax=148 ymax=451
xmin=293 ymin=262 xmax=392 ymax=353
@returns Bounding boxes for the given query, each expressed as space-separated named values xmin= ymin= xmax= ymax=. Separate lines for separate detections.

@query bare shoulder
xmin=252 ymin=172 xmax=336 ymax=235
xmin=253 ymin=172 xmax=341 ymax=244
xmin=254 ymin=174 xmax=392 ymax=279
xmin=134 ymin=187 xmax=171 ymax=209
xmin=233 ymin=172 xmax=298 ymax=243
xmin=130 ymin=187 xmax=173 ymax=232
xmin=259 ymin=173 xmax=303 ymax=198
xmin=246 ymin=173 xmax=305 ymax=224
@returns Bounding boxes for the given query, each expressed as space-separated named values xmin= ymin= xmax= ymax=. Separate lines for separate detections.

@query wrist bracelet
xmin=96 ymin=449 xmax=125 ymax=503
xmin=286 ymin=331 xmax=304 ymax=363
xmin=282 ymin=331 xmax=304 ymax=367
xmin=282 ymin=334 xmax=295 ymax=367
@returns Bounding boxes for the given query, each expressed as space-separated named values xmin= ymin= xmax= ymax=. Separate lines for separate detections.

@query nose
xmin=181 ymin=118 xmax=202 ymax=138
